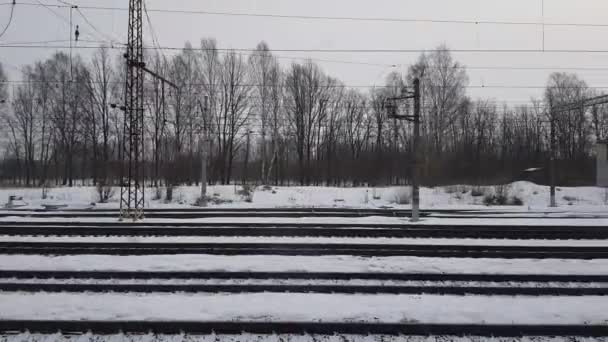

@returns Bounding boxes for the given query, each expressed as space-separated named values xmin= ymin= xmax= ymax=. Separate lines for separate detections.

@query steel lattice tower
xmin=120 ymin=0 xmax=145 ymax=220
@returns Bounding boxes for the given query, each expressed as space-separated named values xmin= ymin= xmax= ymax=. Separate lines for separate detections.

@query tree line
xmin=0 ymin=41 xmax=606 ymax=188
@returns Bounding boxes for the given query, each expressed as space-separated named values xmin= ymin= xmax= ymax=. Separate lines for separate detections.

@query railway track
xmin=0 ymin=241 xmax=607 ymax=258
xmin=0 ymin=320 xmax=606 ymax=337
xmin=1 ymin=281 xmax=606 ymax=296
xmin=4 ymin=270 xmax=607 ymax=282
xmin=1 ymin=270 xmax=605 ymax=296
xmin=1 ymin=222 xmax=608 ymax=240
xmin=0 ymin=207 xmax=605 ymax=219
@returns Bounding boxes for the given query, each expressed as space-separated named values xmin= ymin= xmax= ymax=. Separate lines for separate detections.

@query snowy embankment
xmin=1 ymin=181 xmax=607 ymax=210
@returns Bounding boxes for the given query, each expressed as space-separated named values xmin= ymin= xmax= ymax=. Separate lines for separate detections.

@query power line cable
xmin=11 ymin=1 xmax=608 ymax=29
xmin=3 ymin=78 xmax=608 ymax=90
xmin=0 ymin=0 xmax=16 ymax=40
xmin=7 ymin=44 xmax=608 ymax=54
xmin=75 ymin=7 xmax=120 ymax=44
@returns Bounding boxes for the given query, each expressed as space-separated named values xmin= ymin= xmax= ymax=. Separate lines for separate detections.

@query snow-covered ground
xmin=0 ymin=292 xmax=606 ymax=324
xmin=1 ymin=181 xmax=607 ymax=210
xmin=1 ymin=334 xmax=604 ymax=342
xmin=2 ymin=216 xmax=608 ymax=226
xmin=0 ymin=183 xmax=606 ymax=336
xmin=2 ymin=255 xmax=607 ymax=275
xmin=2 ymin=278 xmax=605 ymax=288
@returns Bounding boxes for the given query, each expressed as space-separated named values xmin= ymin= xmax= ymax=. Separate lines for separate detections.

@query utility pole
xmin=198 ymin=96 xmax=209 ymax=204
xmin=120 ymin=0 xmax=177 ymax=220
xmin=549 ymin=110 xmax=557 ymax=207
xmin=244 ymin=130 xmax=253 ymax=185
xmin=120 ymin=0 xmax=145 ymax=221
xmin=411 ymin=78 xmax=421 ymax=221
xmin=386 ymin=78 xmax=421 ymax=222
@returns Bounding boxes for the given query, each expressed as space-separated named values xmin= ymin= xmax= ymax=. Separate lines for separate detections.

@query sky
xmin=2 ymin=0 xmax=608 ymax=104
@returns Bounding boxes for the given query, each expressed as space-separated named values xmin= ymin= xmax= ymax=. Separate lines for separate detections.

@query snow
xmin=1 ymin=278 xmax=605 ymax=288
xmin=0 ymin=181 xmax=607 ymax=211
xmin=2 ymin=255 xmax=607 ymax=275
xmin=0 ymin=183 xmax=606 ymax=331
xmin=2 ymin=235 xmax=607 ymax=247
xmin=0 ymin=292 xmax=606 ymax=324
xmin=2 ymin=334 xmax=605 ymax=342
xmin=2 ymin=215 xmax=608 ymax=227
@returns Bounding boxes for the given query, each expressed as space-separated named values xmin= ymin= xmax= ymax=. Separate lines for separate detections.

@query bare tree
xmin=284 ymin=61 xmax=332 ymax=185
xmin=216 ymin=50 xmax=251 ymax=184
xmin=407 ymin=45 xmax=469 ymax=156
xmin=249 ymin=41 xmax=281 ymax=184
xmin=545 ymin=72 xmax=592 ymax=161
xmin=89 ymin=46 xmax=115 ymax=184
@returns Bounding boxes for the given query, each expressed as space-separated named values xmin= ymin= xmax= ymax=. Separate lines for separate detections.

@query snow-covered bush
xmin=483 ymin=184 xmax=523 ymax=206
xmin=471 ymin=186 xmax=486 ymax=197
xmin=445 ymin=185 xmax=470 ymax=194
xmin=387 ymin=187 xmax=411 ymax=205
xmin=153 ymin=187 xmax=163 ymax=200
xmin=165 ymin=186 xmax=174 ymax=202
xmin=237 ymin=184 xmax=255 ymax=202
xmin=95 ymin=182 xmax=115 ymax=203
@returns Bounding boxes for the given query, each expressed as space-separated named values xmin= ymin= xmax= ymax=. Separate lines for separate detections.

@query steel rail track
xmin=0 ymin=320 xmax=606 ymax=336
xmin=2 ymin=221 xmax=606 ymax=230
xmin=0 ymin=207 xmax=537 ymax=213
xmin=0 ymin=208 xmax=604 ymax=219
xmin=0 ymin=282 xmax=606 ymax=296
xmin=1 ymin=225 xmax=607 ymax=239
xmin=0 ymin=241 xmax=606 ymax=258
xmin=0 ymin=212 xmax=604 ymax=219
xmin=2 ymin=270 xmax=607 ymax=282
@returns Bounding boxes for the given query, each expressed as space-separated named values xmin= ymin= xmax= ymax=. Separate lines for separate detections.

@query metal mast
xmin=120 ymin=0 xmax=145 ymax=220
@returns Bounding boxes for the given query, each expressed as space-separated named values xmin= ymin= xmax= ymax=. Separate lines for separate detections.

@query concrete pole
xmin=200 ymin=96 xmax=208 ymax=205
xmin=411 ymin=78 xmax=421 ymax=222
xmin=549 ymin=110 xmax=557 ymax=207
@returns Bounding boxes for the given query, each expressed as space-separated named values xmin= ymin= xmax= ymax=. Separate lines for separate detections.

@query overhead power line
xmin=6 ymin=44 xmax=608 ymax=55
xmin=6 ymin=39 xmax=608 ymax=72
xmin=10 ymin=1 xmax=608 ymax=29
xmin=2 ymin=78 xmax=607 ymax=90
xmin=75 ymin=7 xmax=119 ymax=44
xmin=0 ymin=0 xmax=16 ymax=40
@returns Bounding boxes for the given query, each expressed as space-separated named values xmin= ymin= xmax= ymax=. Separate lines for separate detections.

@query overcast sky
xmin=2 ymin=0 xmax=608 ymax=103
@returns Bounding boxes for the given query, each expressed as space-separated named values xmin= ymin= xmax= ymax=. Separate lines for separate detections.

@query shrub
xmin=153 ymin=187 xmax=163 ymax=201
xmin=562 ymin=195 xmax=578 ymax=202
xmin=41 ymin=182 xmax=50 ymax=200
xmin=195 ymin=195 xmax=232 ymax=206
xmin=194 ymin=195 xmax=207 ymax=207
xmin=96 ymin=182 xmax=115 ymax=203
xmin=444 ymin=185 xmax=459 ymax=194
xmin=510 ymin=196 xmax=524 ymax=206
xmin=483 ymin=186 xmax=523 ymax=206
xmin=372 ymin=188 xmax=381 ymax=200
xmin=165 ymin=186 xmax=174 ymax=202
xmin=389 ymin=187 xmax=411 ymax=205
xmin=237 ymin=184 xmax=255 ymax=202
xmin=471 ymin=187 xmax=486 ymax=197
xmin=483 ymin=194 xmax=496 ymax=206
